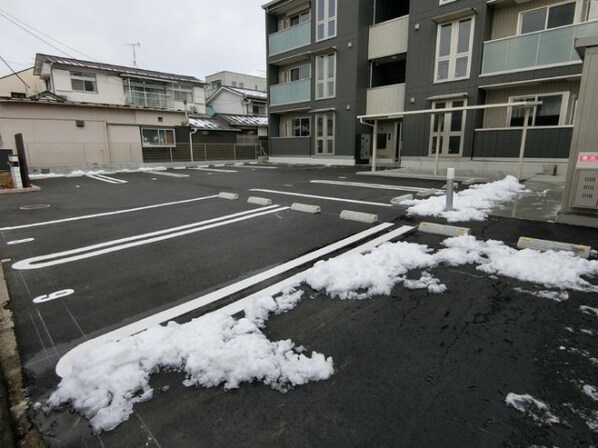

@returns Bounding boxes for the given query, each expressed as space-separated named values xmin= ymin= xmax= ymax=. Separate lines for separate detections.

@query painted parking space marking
xmin=190 ymin=167 xmax=238 ymax=173
xmin=7 ymin=238 xmax=35 ymax=245
xmin=310 ymin=180 xmax=436 ymax=193
xmin=231 ymin=165 xmax=277 ymax=170
xmin=144 ymin=171 xmax=189 ymax=178
xmin=86 ymin=174 xmax=128 ymax=184
xmin=13 ymin=205 xmax=287 ymax=270
xmin=55 ymin=222 xmax=395 ymax=377
xmin=0 ymin=195 xmax=219 ymax=231
xmin=249 ymin=189 xmax=393 ymax=207
xmin=33 ymin=289 xmax=75 ymax=304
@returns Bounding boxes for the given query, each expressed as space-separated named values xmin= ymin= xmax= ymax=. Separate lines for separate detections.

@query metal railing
xmin=143 ymin=143 xmax=261 ymax=163
xmin=270 ymin=78 xmax=311 ymax=106
xmin=124 ymin=91 xmax=175 ymax=109
xmin=269 ymin=21 xmax=311 ymax=56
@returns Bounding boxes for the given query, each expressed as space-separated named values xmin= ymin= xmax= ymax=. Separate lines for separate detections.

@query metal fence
xmin=143 ymin=143 xmax=261 ymax=164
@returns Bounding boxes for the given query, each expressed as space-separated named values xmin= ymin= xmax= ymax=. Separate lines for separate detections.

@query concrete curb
xmin=0 ymin=263 xmax=44 ymax=448
xmin=0 ymin=186 xmax=40 ymax=195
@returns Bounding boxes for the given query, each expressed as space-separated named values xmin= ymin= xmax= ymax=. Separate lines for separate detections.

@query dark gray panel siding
xmin=270 ymin=137 xmax=311 ymax=156
xmin=473 ymin=127 xmax=573 ymax=158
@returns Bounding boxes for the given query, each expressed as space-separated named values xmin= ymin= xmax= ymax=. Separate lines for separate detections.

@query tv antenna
xmin=125 ymin=41 xmax=141 ymax=67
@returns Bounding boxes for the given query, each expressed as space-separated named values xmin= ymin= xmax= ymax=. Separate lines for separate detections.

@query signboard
xmin=576 ymin=152 xmax=598 ymax=169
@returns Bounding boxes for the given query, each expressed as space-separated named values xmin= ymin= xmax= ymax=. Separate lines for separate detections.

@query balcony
xmin=125 ymin=91 xmax=174 ymax=109
xmin=270 ymin=78 xmax=311 ymax=106
xmin=481 ymin=20 xmax=598 ymax=75
xmin=366 ymin=83 xmax=405 ymax=116
xmin=268 ymin=21 xmax=311 ymax=56
xmin=368 ymin=16 xmax=409 ymax=60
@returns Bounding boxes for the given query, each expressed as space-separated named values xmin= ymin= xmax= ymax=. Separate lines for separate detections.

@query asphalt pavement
xmin=0 ymin=164 xmax=596 ymax=447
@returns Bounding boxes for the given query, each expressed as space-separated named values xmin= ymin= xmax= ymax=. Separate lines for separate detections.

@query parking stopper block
xmin=218 ymin=192 xmax=239 ymax=200
xmin=517 ymin=237 xmax=591 ymax=259
xmin=418 ymin=222 xmax=470 ymax=237
xmin=340 ymin=210 xmax=379 ymax=224
xmin=248 ymin=196 xmax=272 ymax=206
xmin=290 ymin=203 xmax=321 ymax=214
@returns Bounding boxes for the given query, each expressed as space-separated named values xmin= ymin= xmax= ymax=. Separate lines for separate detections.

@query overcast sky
xmin=0 ymin=0 xmax=267 ymax=80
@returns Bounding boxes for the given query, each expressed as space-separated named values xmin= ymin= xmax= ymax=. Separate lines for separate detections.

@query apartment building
xmin=263 ymin=0 xmax=598 ymax=173
xmin=205 ymin=71 xmax=267 ymax=98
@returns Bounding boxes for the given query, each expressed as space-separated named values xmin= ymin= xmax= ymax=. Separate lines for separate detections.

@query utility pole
xmin=125 ymin=42 xmax=141 ymax=67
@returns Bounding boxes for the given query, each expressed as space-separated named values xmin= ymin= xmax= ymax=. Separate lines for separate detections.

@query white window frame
xmin=316 ymin=53 xmax=336 ymax=100
xmin=316 ymin=0 xmax=337 ymax=42
xmin=427 ymin=99 xmax=467 ymax=157
xmin=507 ymin=92 xmax=570 ymax=127
xmin=70 ymin=72 xmax=97 ymax=93
xmin=315 ymin=112 xmax=335 ymax=155
xmin=286 ymin=63 xmax=311 ymax=83
xmin=172 ymin=86 xmax=194 ymax=103
xmin=434 ymin=16 xmax=475 ymax=83
xmin=141 ymin=128 xmax=176 ymax=148
xmin=517 ymin=1 xmax=577 ymax=35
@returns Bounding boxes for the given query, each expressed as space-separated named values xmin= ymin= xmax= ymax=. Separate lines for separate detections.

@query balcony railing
xmin=369 ymin=15 xmax=409 ymax=60
xmin=481 ymin=20 xmax=598 ymax=75
xmin=366 ymin=83 xmax=406 ymax=116
xmin=125 ymin=91 xmax=174 ymax=109
xmin=270 ymin=78 xmax=311 ymax=106
xmin=269 ymin=21 xmax=311 ymax=56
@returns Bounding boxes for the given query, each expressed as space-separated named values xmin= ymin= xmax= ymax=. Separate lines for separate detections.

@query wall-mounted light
xmin=414 ymin=23 xmax=420 ymax=30
xmin=410 ymin=97 xmax=416 ymax=104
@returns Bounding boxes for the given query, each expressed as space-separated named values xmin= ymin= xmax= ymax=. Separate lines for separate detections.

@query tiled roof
xmin=34 ymin=53 xmax=205 ymax=85
xmin=188 ymin=116 xmax=238 ymax=131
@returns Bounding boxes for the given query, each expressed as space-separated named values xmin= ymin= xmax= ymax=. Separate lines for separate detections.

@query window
xmin=316 ymin=53 xmax=336 ymax=99
xmin=173 ymin=87 xmax=193 ymax=103
xmin=519 ymin=2 xmax=575 ymax=34
xmin=435 ymin=17 xmax=474 ymax=82
xmin=252 ymin=103 xmax=266 ymax=115
xmin=289 ymin=64 xmax=311 ymax=82
xmin=141 ymin=128 xmax=176 ymax=147
xmin=70 ymin=72 xmax=97 ymax=93
xmin=315 ymin=112 xmax=335 ymax=154
xmin=289 ymin=10 xmax=310 ymax=26
xmin=428 ymin=100 xmax=466 ymax=156
xmin=293 ymin=117 xmax=310 ymax=136
xmin=508 ymin=94 xmax=568 ymax=127
xmin=232 ymin=81 xmax=237 ymax=87
xmin=316 ymin=0 xmax=337 ymax=41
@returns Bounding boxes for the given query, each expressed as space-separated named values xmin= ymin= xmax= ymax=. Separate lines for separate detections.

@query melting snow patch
xmin=402 ymin=176 xmax=528 ymax=222
xmin=506 ymin=393 xmax=561 ymax=426
xmin=581 ymin=306 xmax=598 ymax=318
xmin=583 ymin=385 xmax=598 ymax=402
xmin=514 ymin=288 xmax=569 ymax=302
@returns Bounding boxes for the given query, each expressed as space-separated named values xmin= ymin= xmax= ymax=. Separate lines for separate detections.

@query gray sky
xmin=0 ymin=0 xmax=267 ymax=80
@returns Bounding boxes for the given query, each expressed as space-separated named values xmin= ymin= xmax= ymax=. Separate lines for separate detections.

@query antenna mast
xmin=125 ymin=41 xmax=141 ymax=67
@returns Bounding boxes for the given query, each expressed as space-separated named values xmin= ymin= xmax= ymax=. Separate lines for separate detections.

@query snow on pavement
xmin=48 ymin=235 xmax=598 ymax=432
xmin=402 ymin=175 xmax=528 ymax=222
xmin=505 ymin=393 xmax=561 ymax=426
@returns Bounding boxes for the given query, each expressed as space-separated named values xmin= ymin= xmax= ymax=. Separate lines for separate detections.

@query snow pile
xmin=505 ymin=393 xmax=561 ymax=426
xmin=583 ymin=385 xmax=598 ymax=402
xmin=581 ymin=305 xmax=598 ymax=318
xmin=48 ymin=293 xmax=333 ymax=433
xmin=402 ymin=176 xmax=527 ymax=222
xmin=49 ymin=235 xmax=598 ymax=432
xmin=30 ymin=167 xmax=168 ymax=180
xmin=514 ymin=288 xmax=569 ymax=302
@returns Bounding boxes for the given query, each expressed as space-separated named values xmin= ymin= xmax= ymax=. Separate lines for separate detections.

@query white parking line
xmin=13 ymin=206 xmax=286 ymax=270
xmin=249 ymin=189 xmax=393 ymax=207
xmin=231 ymin=165 xmax=277 ymax=170
xmin=55 ymin=222 xmax=396 ymax=377
xmin=310 ymin=180 xmax=435 ymax=192
xmin=191 ymin=167 xmax=238 ymax=173
xmin=0 ymin=195 xmax=219 ymax=231
xmin=144 ymin=171 xmax=189 ymax=178
xmin=86 ymin=174 xmax=128 ymax=184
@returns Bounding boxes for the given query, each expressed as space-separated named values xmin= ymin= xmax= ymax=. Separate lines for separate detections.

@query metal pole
xmin=445 ymin=167 xmax=455 ymax=211
xmin=14 ymin=133 xmax=31 ymax=188
xmin=517 ymin=107 xmax=532 ymax=179
xmin=372 ymin=119 xmax=378 ymax=172
xmin=434 ymin=113 xmax=443 ymax=175
xmin=189 ymin=128 xmax=198 ymax=163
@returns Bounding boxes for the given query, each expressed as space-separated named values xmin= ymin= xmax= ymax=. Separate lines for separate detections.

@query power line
xmin=0 ymin=54 xmax=30 ymax=88
xmin=0 ymin=9 xmax=98 ymax=62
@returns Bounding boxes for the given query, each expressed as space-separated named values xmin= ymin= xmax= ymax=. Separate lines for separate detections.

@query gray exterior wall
xmin=473 ymin=127 xmax=573 ymax=158
xmin=270 ymin=137 xmax=311 ymax=156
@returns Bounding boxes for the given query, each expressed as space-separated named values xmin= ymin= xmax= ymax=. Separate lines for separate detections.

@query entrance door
xmin=315 ymin=112 xmax=335 ymax=155
xmin=429 ymin=99 xmax=466 ymax=156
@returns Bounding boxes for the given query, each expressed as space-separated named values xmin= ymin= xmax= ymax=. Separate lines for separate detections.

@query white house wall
xmin=0 ymin=68 xmax=46 ymax=97
xmin=210 ymin=91 xmax=246 ymax=115
xmin=51 ymin=68 xmax=126 ymax=105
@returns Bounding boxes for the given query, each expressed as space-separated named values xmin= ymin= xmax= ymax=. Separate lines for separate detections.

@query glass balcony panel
xmin=268 ymin=21 xmax=311 ymax=56
xmin=481 ymin=21 xmax=598 ymax=75
xmin=270 ymin=78 xmax=311 ymax=106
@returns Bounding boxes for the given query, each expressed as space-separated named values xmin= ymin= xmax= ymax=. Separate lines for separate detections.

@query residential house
xmin=205 ymin=71 xmax=267 ymax=98
xmin=0 ymin=67 xmax=46 ymax=98
xmin=263 ymin=0 xmax=598 ymax=174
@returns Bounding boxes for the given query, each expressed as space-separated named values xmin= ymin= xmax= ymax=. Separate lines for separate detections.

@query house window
xmin=316 ymin=53 xmax=336 ymax=99
xmin=293 ymin=117 xmax=311 ymax=136
xmin=173 ymin=87 xmax=193 ymax=103
xmin=519 ymin=2 xmax=576 ymax=35
xmin=70 ymin=72 xmax=97 ymax=93
xmin=315 ymin=112 xmax=335 ymax=154
xmin=316 ymin=0 xmax=337 ymax=41
xmin=252 ymin=103 xmax=266 ymax=115
xmin=289 ymin=64 xmax=311 ymax=82
xmin=508 ymin=94 xmax=568 ymax=127
xmin=290 ymin=10 xmax=311 ymax=26
xmin=428 ymin=100 xmax=466 ymax=156
xmin=435 ymin=17 xmax=474 ymax=82
xmin=141 ymin=128 xmax=176 ymax=147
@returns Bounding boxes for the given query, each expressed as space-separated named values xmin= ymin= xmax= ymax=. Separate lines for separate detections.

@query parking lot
xmin=1 ymin=164 xmax=597 ymax=447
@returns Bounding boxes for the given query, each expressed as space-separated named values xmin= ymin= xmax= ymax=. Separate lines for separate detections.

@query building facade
xmin=205 ymin=71 xmax=268 ymax=98
xmin=263 ymin=0 xmax=598 ymax=174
